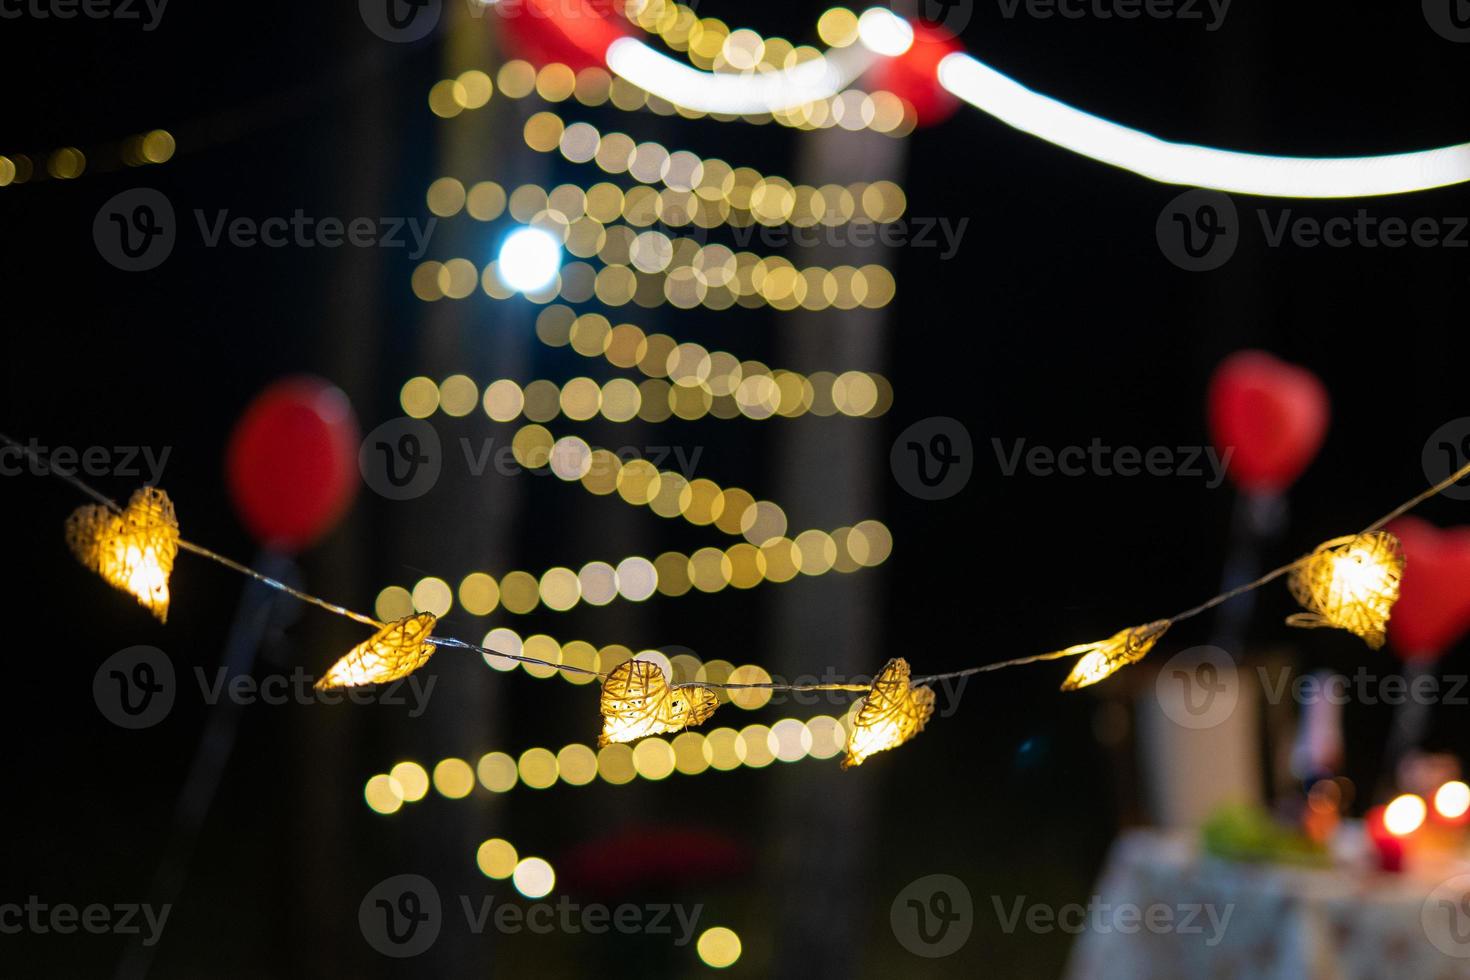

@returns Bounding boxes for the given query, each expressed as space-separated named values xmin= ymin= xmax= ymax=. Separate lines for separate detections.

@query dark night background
xmin=3 ymin=1 xmax=1470 ymax=976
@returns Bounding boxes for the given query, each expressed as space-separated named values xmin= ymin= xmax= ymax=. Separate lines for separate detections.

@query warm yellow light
xmin=66 ymin=487 xmax=180 ymax=622
xmin=1059 ymin=620 xmax=1171 ymax=692
xmin=841 ymin=658 xmax=935 ymax=769
xmin=140 ymin=129 xmax=176 ymax=164
xmin=411 ymin=576 xmax=453 ymax=616
xmin=389 ymin=761 xmax=429 ymax=802
xmin=364 ymin=774 xmax=404 ymax=814
xmin=598 ymin=659 xmax=718 ymax=746
xmin=697 ymin=926 xmax=742 ymax=968
xmin=433 ymin=758 xmax=476 ymax=798
xmin=477 ymin=838 xmax=518 ymax=879
xmin=557 ymin=743 xmax=599 ymax=785
xmin=316 ymin=613 xmax=437 ymax=689
xmin=1385 ymin=793 xmax=1428 ymax=836
xmin=518 ymin=747 xmax=560 ymax=789
xmin=513 ymin=856 xmax=555 ymax=899
xmin=1286 ymin=532 xmax=1404 ymax=649
xmin=477 ymin=751 xmax=519 ymax=792
xmin=1435 ymin=781 xmax=1470 ymax=819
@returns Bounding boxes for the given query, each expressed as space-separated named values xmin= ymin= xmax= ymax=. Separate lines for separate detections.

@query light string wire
xmin=0 ymin=434 xmax=387 ymax=630
xmin=908 ymin=458 xmax=1470 ymax=687
xmin=9 ymin=429 xmax=1470 ymax=694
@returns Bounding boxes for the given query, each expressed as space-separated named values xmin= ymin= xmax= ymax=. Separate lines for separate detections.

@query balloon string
xmin=14 ymin=431 xmax=1470 ymax=691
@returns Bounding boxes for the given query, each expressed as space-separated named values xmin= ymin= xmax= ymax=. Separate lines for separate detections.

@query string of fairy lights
xmin=19 ymin=12 xmax=1465 ymax=779
xmin=432 ymin=57 xmax=914 ymax=136
xmin=20 ymin=423 xmax=1470 ymax=771
xmin=396 ymin=366 xmax=891 ymax=424
xmin=374 ymin=516 xmax=891 ymax=619
xmin=0 ymin=128 xmax=175 ymax=187
xmin=24 ymin=7 xmax=1468 ymax=973
xmin=401 ymin=32 xmax=903 ymax=650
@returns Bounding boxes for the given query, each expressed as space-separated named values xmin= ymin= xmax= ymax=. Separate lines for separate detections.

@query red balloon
xmin=867 ymin=21 xmax=964 ymax=127
xmin=1386 ymin=517 xmax=1470 ymax=662
xmin=226 ymin=377 xmax=360 ymax=552
xmin=496 ymin=0 xmax=628 ymax=73
xmin=1207 ymin=350 xmax=1330 ymax=494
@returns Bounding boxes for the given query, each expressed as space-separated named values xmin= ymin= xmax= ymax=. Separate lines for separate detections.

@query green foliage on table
xmin=1201 ymin=803 xmax=1330 ymax=866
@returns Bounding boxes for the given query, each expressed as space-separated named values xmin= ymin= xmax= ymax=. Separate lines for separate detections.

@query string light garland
xmin=1284 ymin=531 xmax=1404 ymax=649
xmin=381 ymin=519 xmax=893 ymax=619
xmin=397 ymin=370 xmax=890 ymax=426
xmin=0 ymin=129 xmax=175 ymax=188
xmin=415 ymin=244 xmax=897 ymax=311
xmin=1058 ymin=620 xmax=1171 ymax=692
xmin=510 ymin=111 xmax=909 ymax=223
xmin=598 ymin=659 xmax=720 ymax=745
xmin=396 ymin=367 xmax=887 ymax=426
xmin=840 ymin=658 xmax=933 ymax=768
xmin=403 ymin=367 xmax=890 ymax=425
xmin=17 ymin=427 xmax=1470 ymax=770
xmin=368 ymin=714 xmax=858 ymax=810
xmin=465 ymin=0 xmax=1470 ymax=197
xmin=434 ymin=57 xmax=910 ymax=135
xmin=529 ymin=307 xmax=893 ymax=415
xmin=65 ymin=486 xmax=180 ymax=623
xmin=427 ymin=172 xmax=900 ymax=233
xmin=317 ymin=613 xmax=440 ymax=689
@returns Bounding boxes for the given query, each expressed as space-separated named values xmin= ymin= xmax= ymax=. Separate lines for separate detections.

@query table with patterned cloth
xmin=1065 ymin=828 xmax=1470 ymax=980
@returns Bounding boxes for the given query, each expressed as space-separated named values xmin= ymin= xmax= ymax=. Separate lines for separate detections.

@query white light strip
xmin=604 ymin=39 xmax=874 ymax=116
xmin=938 ymin=52 xmax=1470 ymax=198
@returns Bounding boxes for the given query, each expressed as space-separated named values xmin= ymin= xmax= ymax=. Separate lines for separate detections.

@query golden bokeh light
xmin=375 ymin=585 xmax=414 ymax=622
xmin=477 ymin=838 xmax=518 ymax=879
xmin=433 ymin=758 xmax=476 ymax=799
xmin=477 ymin=751 xmax=518 ymax=793
xmin=518 ymin=747 xmax=560 ymax=789
xmin=389 ymin=761 xmax=430 ymax=802
xmin=411 ymin=576 xmax=453 ymax=616
xmin=364 ymin=774 xmax=404 ymax=815
xmin=697 ymin=926 xmax=743 ymax=968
